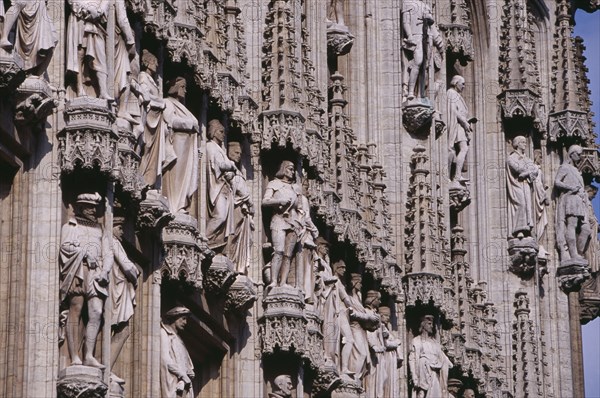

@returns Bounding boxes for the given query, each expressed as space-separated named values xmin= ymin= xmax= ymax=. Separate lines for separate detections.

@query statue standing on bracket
xmin=109 ymin=217 xmax=140 ymax=383
xmin=297 ymin=178 xmax=319 ymax=303
xmin=162 ymin=77 xmax=200 ymax=214
xmin=408 ymin=315 xmax=452 ymax=398
xmin=262 ymin=160 xmax=303 ymax=289
xmin=555 ymin=145 xmax=592 ymax=262
xmin=59 ymin=193 xmax=111 ymax=369
xmin=114 ymin=0 xmax=138 ymax=121
xmin=585 ymin=185 xmax=599 ymax=273
xmin=447 ymin=75 xmax=476 ymax=185
xmin=160 ymin=307 xmax=195 ymax=398
xmin=66 ymin=0 xmax=111 ymax=99
xmin=206 ymin=119 xmax=238 ymax=250
xmin=401 ymin=0 xmax=444 ymax=102
xmin=224 ymin=141 xmax=254 ymax=274
xmin=0 ymin=0 xmax=58 ymax=75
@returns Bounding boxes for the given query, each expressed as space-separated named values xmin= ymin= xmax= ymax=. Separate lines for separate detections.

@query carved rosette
xmin=136 ymin=191 xmax=174 ymax=232
xmin=303 ymin=308 xmax=324 ymax=368
xmin=56 ymin=365 xmax=108 ymax=398
xmin=557 ymin=258 xmax=591 ymax=293
xmin=258 ymin=286 xmax=307 ymax=356
xmin=14 ymin=76 xmax=57 ymax=126
xmin=547 ymin=110 xmax=589 ymax=144
xmin=161 ymin=215 xmax=211 ymax=289
xmin=115 ymin=122 xmax=143 ymax=197
xmin=507 ymin=237 xmax=539 ymax=278
xmin=0 ymin=52 xmax=25 ymax=92
xmin=58 ymin=98 xmax=118 ymax=176
xmin=204 ymin=254 xmax=236 ymax=295
xmin=224 ymin=275 xmax=257 ymax=313
xmin=402 ymin=103 xmax=435 ymax=134
xmin=440 ymin=24 xmax=474 ymax=61
xmin=330 ymin=379 xmax=363 ymax=398
xmin=402 ymin=272 xmax=444 ymax=308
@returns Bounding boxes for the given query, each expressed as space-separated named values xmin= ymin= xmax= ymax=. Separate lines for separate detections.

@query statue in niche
xmin=327 ymin=0 xmax=346 ymax=27
xmin=114 ymin=0 xmax=138 ymax=121
xmin=297 ymin=178 xmax=319 ymax=303
xmin=447 ymin=379 xmax=463 ymax=398
xmin=506 ymin=136 xmax=548 ymax=238
xmin=585 ymin=185 xmax=599 ymax=273
xmin=401 ymin=0 xmax=444 ymax=102
xmin=555 ymin=145 xmax=592 ymax=262
xmin=533 ymin=149 xmax=549 ymax=254
xmin=346 ymin=273 xmax=380 ymax=382
xmin=330 ymin=260 xmax=355 ymax=378
xmin=447 ymin=75 xmax=476 ymax=185
xmin=136 ymin=50 xmax=176 ymax=189
xmin=59 ymin=193 xmax=110 ymax=369
xmin=408 ymin=314 xmax=452 ymax=398
xmin=379 ymin=306 xmax=402 ymax=398
xmin=262 ymin=160 xmax=303 ymax=289
xmin=161 ymin=77 xmax=200 ymax=215
xmin=206 ymin=119 xmax=238 ymax=250
xmin=66 ymin=0 xmax=111 ymax=99
xmin=224 ymin=141 xmax=255 ymax=274
xmin=365 ymin=290 xmax=385 ymax=397
xmin=109 ymin=217 xmax=140 ymax=383
xmin=269 ymin=374 xmax=293 ymax=398
xmin=160 ymin=306 xmax=195 ymax=398
xmin=0 ymin=0 xmax=58 ymax=75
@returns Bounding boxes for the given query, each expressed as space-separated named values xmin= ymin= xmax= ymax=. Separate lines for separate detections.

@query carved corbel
xmin=203 ymin=254 xmax=236 ymax=295
xmin=14 ymin=76 xmax=57 ymax=126
xmin=0 ymin=51 xmax=25 ymax=93
xmin=224 ymin=274 xmax=257 ymax=313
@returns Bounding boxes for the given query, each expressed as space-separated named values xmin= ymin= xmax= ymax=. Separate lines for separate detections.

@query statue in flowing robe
xmin=160 ymin=307 xmax=194 ymax=398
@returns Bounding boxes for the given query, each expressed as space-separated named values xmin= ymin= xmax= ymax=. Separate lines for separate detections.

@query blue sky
xmin=574 ymin=10 xmax=600 ymax=398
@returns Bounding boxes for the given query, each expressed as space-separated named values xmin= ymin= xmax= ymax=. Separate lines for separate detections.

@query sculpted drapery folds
xmin=161 ymin=77 xmax=200 ymax=215
xmin=224 ymin=141 xmax=255 ymax=274
xmin=0 ymin=0 xmax=58 ymax=75
xmin=66 ymin=0 xmax=111 ymax=99
xmin=379 ymin=306 xmax=402 ymax=398
xmin=297 ymin=178 xmax=319 ymax=303
xmin=330 ymin=260 xmax=355 ymax=378
xmin=555 ymin=145 xmax=592 ymax=262
xmin=401 ymin=0 xmax=444 ymax=102
xmin=365 ymin=291 xmax=385 ymax=398
xmin=59 ymin=193 xmax=111 ymax=369
xmin=446 ymin=75 xmax=475 ymax=184
xmin=585 ymin=185 xmax=599 ymax=273
xmin=262 ymin=160 xmax=303 ymax=289
xmin=206 ymin=119 xmax=238 ymax=250
xmin=409 ymin=315 xmax=452 ymax=398
xmin=160 ymin=307 xmax=195 ymax=398
xmin=114 ymin=0 xmax=138 ymax=120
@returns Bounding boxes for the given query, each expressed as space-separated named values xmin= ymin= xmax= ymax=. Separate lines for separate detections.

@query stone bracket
xmin=402 ymin=102 xmax=435 ymax=135
xmin=508 ymin=237 xmax=539 ymax=278
xmin=557 ymin=259 xmax=591 ymax=293
xmin=204 ymin=254 xmax=236 ymax=295
xmin=224 ymin=274 xmax=257 ymax=313
xmin=14 ymin=76 xmax=57 ymax=126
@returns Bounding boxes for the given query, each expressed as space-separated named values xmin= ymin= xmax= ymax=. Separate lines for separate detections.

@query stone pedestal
xmin=331 ymin=379 xmax=363 ymax=398
xmin=326 ymin=24 xmax=355 ymax=56
xmin=449 ymin=181 xmax=471 ymax=212
xmin=58 ymin=97 xmax=118 ymax=175
xmin=162 ymin=214 xmax=211 ymax=289
xmin=204 ymin=254 xmax=236 ymax=295
xmin=508 ymin=237 xmax=539 ymax=278
xmin=137 ymin=190 xmax=174 ymax=232
xmin=312 ymin=362 xmax=341 ymax=397
xmin=557 ymin=258 xmax=590 ymax=292
xmin=259 ymin=286 xmax=307 ymax=355
xmin=56 ymin=365 xmax=107 ymax=398
xmin=402 ymin=102 xmax=434 ymax=134
xmin=0 ymin=50 xmax=25 ymax=92
xmin=224 ymin=274 xmax=257 ymax=313
xmin=14 ymin=76 xmax=57 ymax=125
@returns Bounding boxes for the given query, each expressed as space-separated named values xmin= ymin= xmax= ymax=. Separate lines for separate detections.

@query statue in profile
xmin=262 ymin=160 xmax=303 ymax=289
xmin=555 ymin=145 xmax=592 ymax=262
xmin=161 ymin=77 xmax=200 ymax=214
xmin=401 ymin=0 xmax=444 ymax=102
xmin=160 ymin=307 xmax=194 ymax=398
xmin=408 ymin=314 xmax=452 ymax=398
xmin=297 ymin=178 xmax=319 ymax=303
xmin=59 ymin=193 xmax=110 ymax=369
xmin=0 ymin=0 xmax=58 ymax=75
xmin=269 ymin=374 xmax=293 ymax=398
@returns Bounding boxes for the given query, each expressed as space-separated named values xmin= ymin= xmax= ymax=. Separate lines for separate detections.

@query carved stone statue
xmin=136 ymin=50 xmax=175 ymax=189
xmin=109 ymin=217 xmax=140 ymax=380
xmin=506 ymin=136 xmax=544 ymax=238
xmin=59 ymin=193 xmax=110 ymax=369
xmin=297 ymin=178 xmax=319 ymax=303
xmin=269 ymin=374 xmax=293 ymax=398
xmin=533 ymin=150 xmax=549 ymax=248
xmin=330 ymin=260 xmax=355 ymax=378
xmin=0 ymin=0 xmax=58 ymax=75
xmin=447 ymin=75 xmax=475 ymax=184
xmin=161 ymin=77 xmax=200 ymax=214
xmin=66 ymin=0 xmax=111 ymax=99
xmin=401 ymin=0 xmax=444 ymax=102
xmin=160 ymin=306 xmax=194 ymax=398
xmin=379 ymin=306 xmax=402 ymax=398
xmin=365 ymin=290 xmax=385 ymax=397
xmin=206 ymin=119 xmax=238 ymax=250
xmin=447 ymin=379 xmax=463 ymax=398
xmin=326 ymin=0 xmax=345 ymax=27
xmin=114 ymin=0 xmax=138 ymax=120
xmin=462 ymin=388 xmax=475 ymax=398
xmin=555 ymin=145 xmax=592 ymax=262
xmin=408 ymin=314 xmax=452 ymax=398
xmin=585 ymin=185 xmax=599 ymax=273
xmin=224 ymin=141 xmax=255 ymax=274
xmin=262 ymin=160 xmax=303 ymax=289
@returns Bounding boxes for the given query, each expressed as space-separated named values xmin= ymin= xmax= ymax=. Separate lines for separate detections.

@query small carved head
xmin=511 ymin=136 xmax=527 ymax=151
xmin=141 ymin=50 xmax=158 ymax=73
xmin=275 ymin=160 xmax=296 ymax=182
xmin=273 ymin=374 xmax=293 ymax=397
xmin=567 ymin=145 xmax=583 ymax=163
xmin=450 ymin=75 xmax=465 ymax=92
xmin=364 ymin=290 xmax=381 ymax=308
xmin=75 ymin=192 xmax=102 ymax=220
xmin=163 ymin=306 xmax=191 ymax=332
xmin=167 ymin=77 xmax=187 ymax=101
xmin=228 ymin=141 xmax=242 ymax=162
xmin=207 ymin=119 xmax=226 ymax=142
xmin=586 ymin=185 xmax=598 ymax=201
xmin=332 ymin=259 xmax=346 ymax=277
xmin=462 ymin=388 xmax=476 ymax=398
xmin=418 ymin=314 xmax=435 ymax=336
xmin=378 ymin=306 xmax=391 ymax=324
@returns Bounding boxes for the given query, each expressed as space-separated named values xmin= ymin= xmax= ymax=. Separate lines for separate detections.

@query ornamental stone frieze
xmin=161 ymin=214 xmax=212 ymax=289
xmin=580 ymin=274 xmax=600 ymax=324
xmin=14 ymin=76 xmax=57 ymax=126
xmin=57 ymin=98 xmax=119 ymax=176
xmin=258 ymin=286 xmax=307 ymax=356
xmin=331 ymin=380 xmax=362 ymax=398
xmin=224 ymin=275 xmax=257 ymax=313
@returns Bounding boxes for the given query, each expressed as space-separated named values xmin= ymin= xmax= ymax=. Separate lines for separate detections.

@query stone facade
xmin=0 ymin=0 xmax=597 ymax=397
